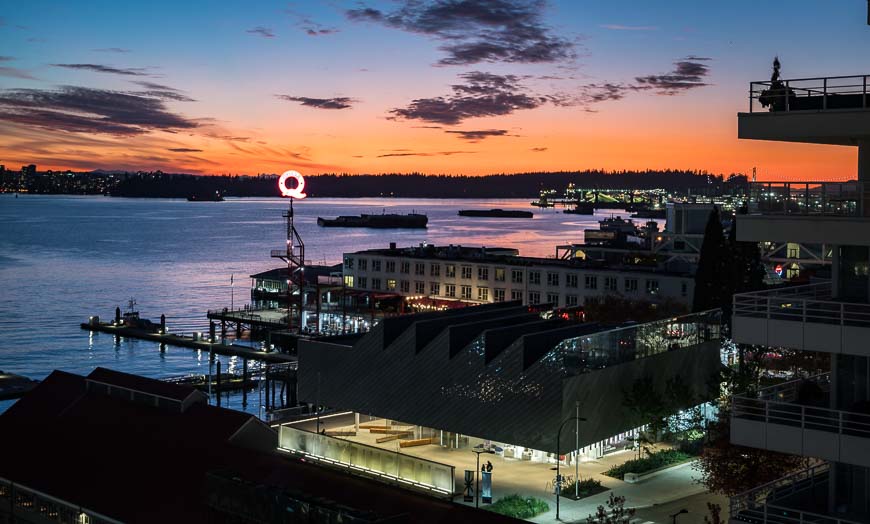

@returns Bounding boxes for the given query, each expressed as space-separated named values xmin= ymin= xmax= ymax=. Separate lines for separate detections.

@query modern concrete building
xmin=295 ymin=301 xmax=721 ymax=465
xmin=0 ymin=368 xmax=520 ymax=524
xmin=342 ymin=243 xmax=695 ymax=309
xmin=728 ymin=72 xmax=870 ymax=523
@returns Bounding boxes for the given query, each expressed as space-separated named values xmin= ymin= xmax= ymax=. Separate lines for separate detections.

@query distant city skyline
xmin=1 ymin=0 xmax=868 ymax=180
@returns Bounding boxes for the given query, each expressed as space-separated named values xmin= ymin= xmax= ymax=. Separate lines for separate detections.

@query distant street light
xmin=555 ymin=411 xmax=586 ymax=520
xmin=671 ymin=509 xmax=688 ymax=524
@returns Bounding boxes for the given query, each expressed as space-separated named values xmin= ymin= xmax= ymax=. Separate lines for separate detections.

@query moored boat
xmin=317 ymin=213 xmax=428 ymax=229
xmin=458 ymin=209 xmax=533 ymax=218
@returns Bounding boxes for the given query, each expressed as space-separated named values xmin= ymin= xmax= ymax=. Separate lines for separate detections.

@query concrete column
xmin=859 ymin=141 xmax=870 ymax=182
xmin=860 ymin=141 xmax=870 ymax=217
xmin=354 ymin=412 xmax=360 ymax=432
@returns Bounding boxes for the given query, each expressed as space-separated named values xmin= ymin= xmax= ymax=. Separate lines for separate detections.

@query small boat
xmin=563 ymin=203 xmax=594 ymax=215
xmin=630 ymin=208 xmax=666 ymax=219
xmin=317 ymin=213 xmax=428 ymax=229
xmin=187 ymin=190 xmax=224 ymax=202
xmin=458 ymin=209 xmax=533 ymax=218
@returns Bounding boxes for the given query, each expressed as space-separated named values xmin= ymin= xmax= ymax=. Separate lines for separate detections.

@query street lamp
xmin=472 ymin=444 xmax=500 ymax=508
xmin=555 ymin=413 xmax=586 ymax=520
xmin=671 ymin=509 xmax=688 ymax=524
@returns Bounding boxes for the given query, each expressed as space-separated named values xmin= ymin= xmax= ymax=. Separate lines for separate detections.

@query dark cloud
xmin=306 ymin=28 xmax=339 ymax=36
xmin=390 ymin=71 xmax=544 ymax=125
xmin=0 ymin=67 xmax=37 ymax=80
xmin=51 ymin=63 xmax=148 ymax=76
xmin=131 ymin=81 xmax=196 ymax=102
xmin=444 ymin=129 xmax=511 ymax=141
xmin=346 ymin=0 xmax=575 ymax=66
xmin=246 ymin=26 xmax=275 ymax=38
xmin=0 ymin=56 xmax=13 ymax=62
xmin=531 ymin=146 xmax=547 ymax=152
xmin=0 ymin=86 xmax=198 ymax=135
xmin=93 ymin=47 xmax=131 ymax=53
xmin=376 ymin=150 xmax=476 ymax=158
xmin=276 ymin=95 xmax=355 ymax=109
xmin=167 ymin=147 xmax=203 ymax=153
xmin=634 ymin=58 xmax=711 ymax=94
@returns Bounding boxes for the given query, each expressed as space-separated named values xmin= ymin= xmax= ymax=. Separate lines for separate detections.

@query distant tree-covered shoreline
xmin=108 ymin=170 xmax=747 ymax=199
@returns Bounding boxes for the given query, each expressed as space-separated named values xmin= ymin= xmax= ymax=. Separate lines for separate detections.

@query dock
xmin=0 ymin=371 xmax=39 ymax=401
xmin=80 ymin=321 xmax=295 ymax=364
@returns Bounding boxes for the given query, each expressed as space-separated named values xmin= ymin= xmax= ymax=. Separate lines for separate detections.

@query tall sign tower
xmin=273 ymin=170 xmax=307 ymax=333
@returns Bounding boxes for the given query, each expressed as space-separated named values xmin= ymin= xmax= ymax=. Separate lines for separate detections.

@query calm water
xmin=0 ymin=194 xmax=621 ymax=414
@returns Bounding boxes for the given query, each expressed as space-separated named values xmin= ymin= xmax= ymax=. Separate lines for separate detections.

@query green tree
xmin=693 ymin=207 xmax=731 ymax=314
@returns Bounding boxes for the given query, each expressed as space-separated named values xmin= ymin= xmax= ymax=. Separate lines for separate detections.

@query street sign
xmin=463 ymin=470 xmax=474 ymax=502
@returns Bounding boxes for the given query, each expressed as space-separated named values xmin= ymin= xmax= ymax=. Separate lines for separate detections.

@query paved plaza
xmin=313 ymin=415 xmax=724 ymax=523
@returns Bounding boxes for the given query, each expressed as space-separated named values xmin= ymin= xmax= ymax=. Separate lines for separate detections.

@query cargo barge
xmin=458 ymin=209 xmax=533 ymax=218
xmin=317 ymin=213 xmax=428 ymax=229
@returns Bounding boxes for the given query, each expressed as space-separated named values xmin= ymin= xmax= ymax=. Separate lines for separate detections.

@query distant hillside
xmin=110 ymin=170 xmax=747 ymax=198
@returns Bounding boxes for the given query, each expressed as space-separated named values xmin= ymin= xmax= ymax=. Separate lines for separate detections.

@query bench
xmin=399 ymin=437 xmax=435 ymax=448
xmin=376 ymin=431 xmax=413 ymax=443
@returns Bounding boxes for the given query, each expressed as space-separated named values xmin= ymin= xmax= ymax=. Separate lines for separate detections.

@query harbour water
xmin=0 ymin=194 xmax=624 ymax=414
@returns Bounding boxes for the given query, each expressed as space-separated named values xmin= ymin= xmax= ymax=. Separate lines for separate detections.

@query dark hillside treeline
xmin=110 ymin=170 xmax=748 ymax=199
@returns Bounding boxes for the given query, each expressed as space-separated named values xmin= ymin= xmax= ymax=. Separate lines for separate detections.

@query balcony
xmin=733 ymin=283 xmax=870 ymax=356
xmin=729 ymin=463 xmax=864 ymax=524
xmin=739 ymin=75 xmax=870 ymax=145
xmin=731 ymin=374 xmax=870 ymax=468
xmin=748 ymin=181 xmax=865 ymax=217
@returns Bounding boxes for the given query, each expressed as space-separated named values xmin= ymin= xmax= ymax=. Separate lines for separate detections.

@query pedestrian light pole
xmin=555 ymin=412 xmax=586 ymax=520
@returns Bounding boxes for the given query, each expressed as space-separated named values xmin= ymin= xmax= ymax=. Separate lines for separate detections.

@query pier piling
xmin=216 ymin=360 xmax=222 ymax=407
xmin=242 ymin=359 xmax=248 ymax=407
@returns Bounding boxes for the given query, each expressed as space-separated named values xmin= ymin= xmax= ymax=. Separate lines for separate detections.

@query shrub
xmin=560 ymin=477 xmax=608 ymax=500
xmin=487 ymin=494 xmax=550 ymax=519
xmin=604 ymin=449 xmax=694 ymax=479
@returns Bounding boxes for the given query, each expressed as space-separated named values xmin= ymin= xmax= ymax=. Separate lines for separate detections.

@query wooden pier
xmin=80 ymin=320 xmax=295 ymax=364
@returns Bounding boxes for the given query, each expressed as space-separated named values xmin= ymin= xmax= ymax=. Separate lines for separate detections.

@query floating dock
xmin=80 ymin=321 xmax=295 ymax=364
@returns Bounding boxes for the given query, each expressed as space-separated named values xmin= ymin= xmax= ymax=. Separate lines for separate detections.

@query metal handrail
xmin=730 ymin=463 xmax=830 ymax=522
xmin=747 ymin=181 xmax=865 ymax=216
xmin=749 ymin=74 xmax=870 ymax=113
xmin=733 ymin=373 xmax=870 ymax=439
xmin=733 ymin=282 xmax=870 ymax=327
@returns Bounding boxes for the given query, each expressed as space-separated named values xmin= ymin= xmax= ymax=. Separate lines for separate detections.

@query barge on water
xmin=458 ymin=209 xmax=533 ymax=218
xmin=563 ymin=202 xmax=595 ymax=215
xmin=316 ymin=213 xmax=428 ymax=229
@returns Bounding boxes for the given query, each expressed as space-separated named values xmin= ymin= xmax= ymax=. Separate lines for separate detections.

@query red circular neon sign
xmin=278 ymin=170 xmax=307 ymax=199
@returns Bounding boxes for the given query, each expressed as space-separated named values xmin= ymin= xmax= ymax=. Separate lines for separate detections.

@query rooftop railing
xmin=729 ymin=463 xmax=864 ymax=524
xmin=733 ymin=372 xmax=870 ymax=441
xmin=749 ymin=74 xmax=870 ymax=113
xmin=748 ymin=181 xmax=865 ymax=216
xmin=733 ymin=282 xmax=870 ymax=328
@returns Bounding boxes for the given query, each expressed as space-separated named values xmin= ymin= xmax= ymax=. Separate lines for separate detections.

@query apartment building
xmin=728 ymin=72 xmax=870 ymax=523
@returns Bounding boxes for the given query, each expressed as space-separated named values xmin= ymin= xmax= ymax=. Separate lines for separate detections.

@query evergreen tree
xmin=692 ymin=207 xmax=731 ymax=313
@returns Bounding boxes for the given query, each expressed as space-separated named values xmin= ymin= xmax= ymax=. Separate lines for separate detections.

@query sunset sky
xmin=1 ymin=0 xmax=869 ymax=180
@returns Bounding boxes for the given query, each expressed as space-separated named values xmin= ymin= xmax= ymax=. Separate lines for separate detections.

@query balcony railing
xmin=749 ymin=74 xmax=870 ymax=113
xmin=730 ymin=463 xmax=864 ymax=524
xmin=733 ymin=282 xmax=870 ymax=328
xmin=733 ymin=373 xmax=870 ymax=441
xmin=748 ymin=181 xmax=865 ymax=216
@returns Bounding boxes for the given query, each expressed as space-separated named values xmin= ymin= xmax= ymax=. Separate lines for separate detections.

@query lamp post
xmin=472 ymin=445 xmax=496 ymax=508
xmin=671 ymin=509 xmax=688 ymax=524
xmin=555 ymin=414 xmax=586 ymax=520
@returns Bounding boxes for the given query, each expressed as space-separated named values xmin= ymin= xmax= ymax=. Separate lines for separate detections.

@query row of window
xmin=343 ymin=275 xmax=683 ymax=301
xmin=342 ymin=257 xmax=672 ymax=294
